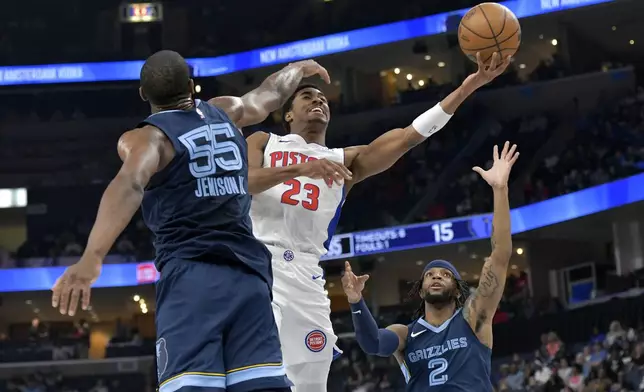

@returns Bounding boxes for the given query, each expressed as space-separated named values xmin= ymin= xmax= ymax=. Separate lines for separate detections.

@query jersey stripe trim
xmin=323 ymin=185 xmax=346 ymax=250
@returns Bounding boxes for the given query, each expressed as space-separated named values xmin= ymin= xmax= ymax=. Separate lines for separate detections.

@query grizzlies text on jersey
xmin=401 ymin=310 xmax=492 ymax=391
xmin=139 ymin=99 xmax=272 ymax=284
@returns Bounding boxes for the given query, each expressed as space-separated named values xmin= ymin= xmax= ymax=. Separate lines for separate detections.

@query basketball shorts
xmin=267 ymin=245 xmax=341 ymax=367
xmin=155 ymin=258 xmax=292 ymax=392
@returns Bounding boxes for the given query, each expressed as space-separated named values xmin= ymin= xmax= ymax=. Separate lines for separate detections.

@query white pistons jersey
xmin=250 ymin=133 xmax=346 ymax=259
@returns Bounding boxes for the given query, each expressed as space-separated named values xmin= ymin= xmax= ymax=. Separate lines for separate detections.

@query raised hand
xmin=52 ymin=257 xmax=102 ymax=316
xmin=341 ymin=261 xmax=370 ymax=304
xmin=290 ymin=60 xmax=331 ymax=84
xmin=463 ymin=52 xmax=512 ymax=89
xmin=472 ymin=141 xmax=519 ymax=189
xmin=298 ymin=158 xmax=352 ymax=186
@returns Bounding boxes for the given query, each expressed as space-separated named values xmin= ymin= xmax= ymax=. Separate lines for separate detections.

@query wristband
xmin=411 ymin=103 xmax=453 ymax=138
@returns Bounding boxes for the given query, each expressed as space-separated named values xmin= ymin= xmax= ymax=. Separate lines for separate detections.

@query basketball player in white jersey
xmin=247 ymin=52 xmax=511 ymax=392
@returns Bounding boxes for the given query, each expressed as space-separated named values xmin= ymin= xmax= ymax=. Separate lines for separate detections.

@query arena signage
xmin=0 ymin=0 xmax=613 ymax=86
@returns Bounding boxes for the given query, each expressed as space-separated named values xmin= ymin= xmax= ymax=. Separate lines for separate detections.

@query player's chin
xmin=307 ymin=112 xmax=329 ymax=123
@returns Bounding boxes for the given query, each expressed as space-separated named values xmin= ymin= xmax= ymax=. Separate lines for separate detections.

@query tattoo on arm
xmin=465 ymin=265 xmax=501 ymax=333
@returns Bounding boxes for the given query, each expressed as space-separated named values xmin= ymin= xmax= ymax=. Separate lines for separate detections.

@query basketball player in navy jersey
xmin=342 ymin=141 xmax=519 ymax=391
xmin=50 ymin=50 xmax=332 ymax=392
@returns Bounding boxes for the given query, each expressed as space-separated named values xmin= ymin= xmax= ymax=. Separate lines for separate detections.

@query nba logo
xmin=283 ymin=250 xmax=294 ymax=262
xmin=305 ymin=330 xmax=326 ymax=352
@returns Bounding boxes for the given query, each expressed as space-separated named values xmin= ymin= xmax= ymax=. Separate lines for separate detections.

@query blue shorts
xmin=155 ymin=259 xmax=292 ymax=392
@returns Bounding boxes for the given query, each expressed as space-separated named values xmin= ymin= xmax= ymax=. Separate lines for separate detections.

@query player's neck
xmin=291 ymin=125 xmax=327 ymax=146
xmin=151 ymin=98 xmax=194 ymax=113
xmin=423 ymin=302 xmax=457 ymax=327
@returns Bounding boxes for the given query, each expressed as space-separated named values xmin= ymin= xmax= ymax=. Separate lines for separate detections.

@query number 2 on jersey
xmin=281 ymin=179 xmax=320 ymax=211
xmin=428 ymin=358 xmax=448 ymax=386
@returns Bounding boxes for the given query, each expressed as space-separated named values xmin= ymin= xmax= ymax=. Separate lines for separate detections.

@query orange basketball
xmin=458 ymin=2 xmax=521 ymax=65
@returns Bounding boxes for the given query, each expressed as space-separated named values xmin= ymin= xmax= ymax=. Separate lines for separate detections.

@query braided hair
xmin=406 ymin=275 xmax=471 ymax=321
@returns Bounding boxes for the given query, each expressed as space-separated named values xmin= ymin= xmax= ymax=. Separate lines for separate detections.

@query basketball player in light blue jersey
xmin=342 ymin=141 xmax=519 ymax=391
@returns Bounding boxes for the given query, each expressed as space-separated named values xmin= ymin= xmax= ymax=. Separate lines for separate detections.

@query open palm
xmin=341 ymin=261 xmax=370 ymax=304
xmin=473 ymin=141 xmax=519 ymax=189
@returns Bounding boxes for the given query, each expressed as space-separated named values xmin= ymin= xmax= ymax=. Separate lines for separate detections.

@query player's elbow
xmin=356 ymin=329 xmax=399 ymax=357
xmin=489 ymin=248 xmax=512 ymax=266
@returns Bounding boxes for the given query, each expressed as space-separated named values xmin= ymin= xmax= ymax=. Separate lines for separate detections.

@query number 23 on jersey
xmin=281 ymin=179 xmax=320 ymax=211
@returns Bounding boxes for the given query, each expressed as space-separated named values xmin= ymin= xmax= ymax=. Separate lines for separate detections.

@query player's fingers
xmin=51 ymin=276 xmax=64 ymax=307
xmin=472 ymin=166 xmax=485 ymax=175
xmin=475 ymin=52 xmax=483 ymax=68
xmin=358 ymin=274 xmax=370 ymax=283
xmin=493 ymin=144 xmax=499 ymax=161
xmin=501 ymin=141 xmax=510 ymax=158
xmin=328 ymin=161 xmax=353 ymax=180
xmin=344 ymin=261 xmax=352 ymax=273
xmin=318 ymin=66 xmax=331 ymax=84
xmin=509 ymin=152 xmax=520 ymax=165
xmin=81 ymin=286 xmax=92 ymax=311
xmin=58 ymin=282 xmax=73 ymax=315
xmin=488 ymin=52 xmax=498 ymax=71
xmin=68 ymin=286 xmax=81 ymax=316
xmin=506 ymin=143 xmax=518 ymax=161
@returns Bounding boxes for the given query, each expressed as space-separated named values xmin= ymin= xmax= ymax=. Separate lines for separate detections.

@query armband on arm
xmin=350 ymin=298 xmax=400 ymax=357
xmin=411 ymin=103 xmax=453 ymax=138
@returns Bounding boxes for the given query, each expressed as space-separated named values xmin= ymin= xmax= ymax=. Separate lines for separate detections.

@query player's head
xmin=409 ymin=259 xmax=470 ymax=319
xmin=282 ymin=84 xmax=330 ymax=133
xmin=139 ymin=50 xmax=194 ymax=107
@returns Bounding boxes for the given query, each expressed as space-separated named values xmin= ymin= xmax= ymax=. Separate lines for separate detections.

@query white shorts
xmin=267 ymin=245 xmax=338 ymax=366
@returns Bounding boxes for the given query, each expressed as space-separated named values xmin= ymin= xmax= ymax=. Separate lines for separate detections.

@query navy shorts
xmin=155 ymin=259 xmax=292 ymax=392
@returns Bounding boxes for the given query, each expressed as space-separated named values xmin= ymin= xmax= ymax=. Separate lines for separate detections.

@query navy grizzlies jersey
xmin=139 ymin=99 xmax=272 ymax=284
xmin=401 ymin=309 xmax=492 ymax=391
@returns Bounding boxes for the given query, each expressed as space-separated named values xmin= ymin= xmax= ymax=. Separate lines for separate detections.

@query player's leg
xmin=279 ymin=264 xmax=337 ymax=392
xmin=224 ymin=264 xmax=292 ymax=392
xmin=155 ymin=260 xmax=227 ymax=392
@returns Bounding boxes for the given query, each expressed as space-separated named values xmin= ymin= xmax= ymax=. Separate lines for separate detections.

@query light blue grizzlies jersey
xmin=400 ymin=309 xmax=493 ymax=391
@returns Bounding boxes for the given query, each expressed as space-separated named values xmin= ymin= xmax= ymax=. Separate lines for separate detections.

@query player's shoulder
xmin=247 ymin=131 xmax=272 ymax=150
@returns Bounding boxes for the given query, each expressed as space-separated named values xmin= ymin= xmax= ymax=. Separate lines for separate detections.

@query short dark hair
xmin=140 ymin=50 xmax=191 ymax=106
xmin=281 ymin=83 xmax=322 ymax=132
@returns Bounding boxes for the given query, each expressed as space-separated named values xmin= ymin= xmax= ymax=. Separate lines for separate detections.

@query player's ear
xmin=188 ymin=79 xmax=195 ymax=95
xmin=284 ymin=110 xmax=294 ymax=123
xmin=139 ymin=87 xmax=148 ymax=102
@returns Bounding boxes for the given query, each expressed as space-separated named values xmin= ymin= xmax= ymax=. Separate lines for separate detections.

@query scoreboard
xmin=121 ymin=3 xmax=163 ymax=23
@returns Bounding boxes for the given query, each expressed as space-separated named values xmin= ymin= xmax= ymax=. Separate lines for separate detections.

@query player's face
xmin=289 ymin=87 xmax=330 ymax=127
xmin=420 ymin=267 xmax=459 ymax=306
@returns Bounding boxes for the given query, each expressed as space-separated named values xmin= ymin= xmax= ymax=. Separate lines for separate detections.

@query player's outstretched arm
xmin=51 ymin=126 xmax=167 ymax=316
xmin=209 ymin=60 xmax=331 ymax=129
xmin=346 ymin=53 xmax=511 ymax=187
xmin=342 ymin=261 xmax=408 ymax=357
xmin=246 ymin=131 xmax=352 ymax=194
xmin=462 ymin=142 xmax=519 ymax=347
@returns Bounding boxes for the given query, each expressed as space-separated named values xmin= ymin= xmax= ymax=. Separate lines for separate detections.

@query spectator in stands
xmin=589 ymin=342 xmax=608 ymax=368
xmin=28 ymin=317 xmax=48 ymax=341
xmin=504 ymin=362 xmax=525 ymax=390
xmin=606 ymin=320 xmax=626 ymax=348
xmin=566 ymin=365 xmax=585 ymax=391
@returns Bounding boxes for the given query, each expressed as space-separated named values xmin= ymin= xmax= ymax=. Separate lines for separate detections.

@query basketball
xmin=458 ymin=2 xmax=521 ymax=65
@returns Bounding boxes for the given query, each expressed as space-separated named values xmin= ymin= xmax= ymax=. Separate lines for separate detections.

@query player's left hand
xmin=341 ymin=261 xmax=370 ymax=304
xmin=472 ymin=141 xmax=519 ymax=189
xmin=289 ymin=60 xmax=331 ymax=84
xmin=51 ymin=257 xmax=101 ymax=316
xmin=463 ymin=52 xmax=512 ymax=90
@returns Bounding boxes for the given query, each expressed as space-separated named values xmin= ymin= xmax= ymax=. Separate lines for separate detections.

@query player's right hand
xmin=290 ymin=60 xmax=331 ymax=84
xmin=299 ymin=158 xmax=352 ymax=187
xmin=51 ymin=258 xmax=102 ymax=316
xmin=341 ymin=261 xmax=370 ymax=304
